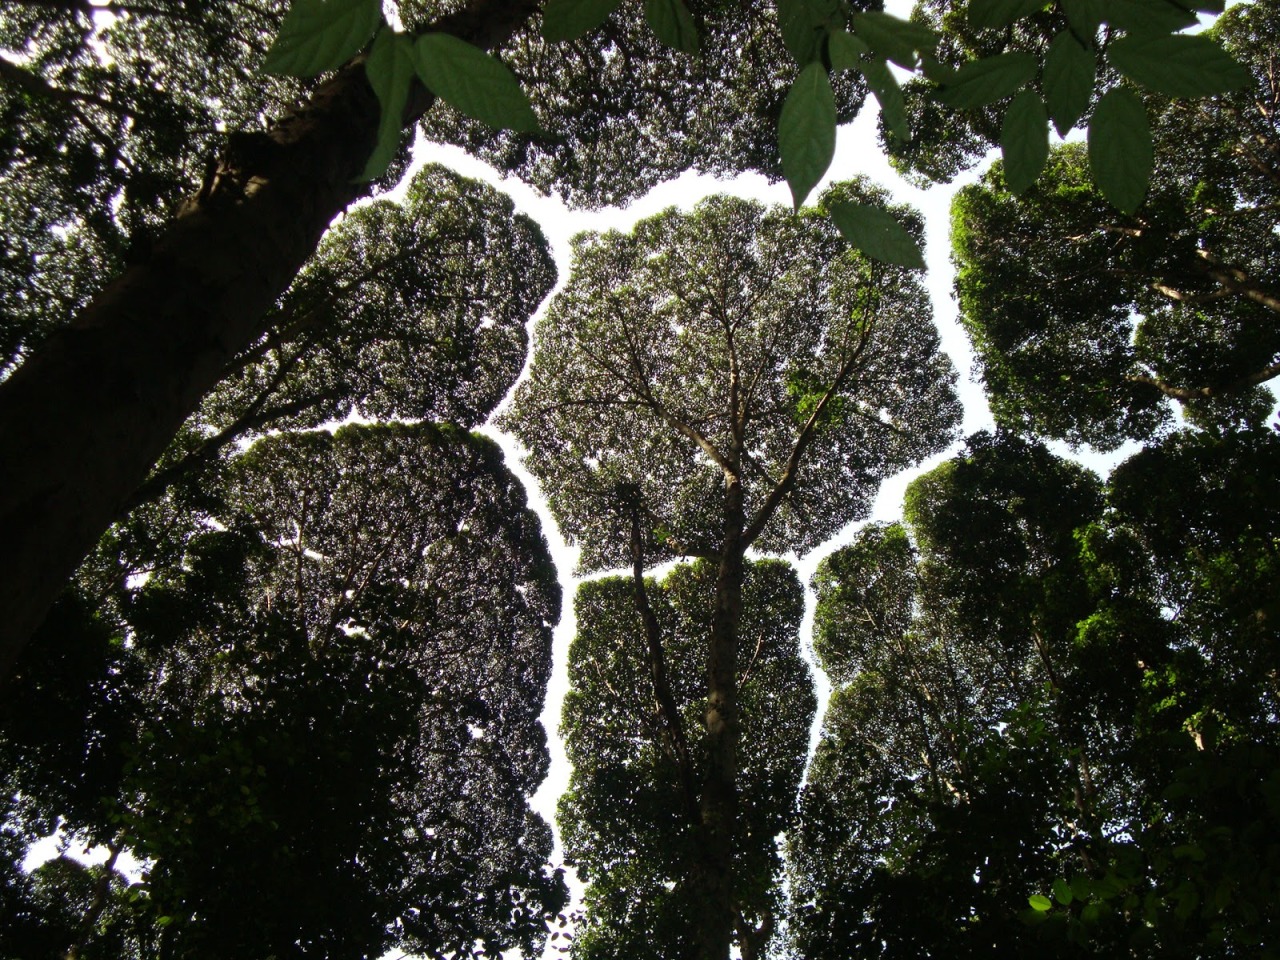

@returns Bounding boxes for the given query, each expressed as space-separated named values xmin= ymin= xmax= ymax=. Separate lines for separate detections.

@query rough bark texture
xmin=698 ymin=473 xmax=745 ymax=960
xmin=0 ymin=0 xmax=540 ymax=683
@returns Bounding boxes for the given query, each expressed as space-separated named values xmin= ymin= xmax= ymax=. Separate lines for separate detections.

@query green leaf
xmin=645 ymin=0 xmax=700 ymax=54
xmin=1043 ymin=29 xmax=1094 ymax=135
xmin=1061 ymin=0 xmax=1104 ymax=38
xmin=1053 ymin=877 xmax=1075 ymax=905
xmin=861 ymin=57 xmax=909 ymax=141
xmin=359 ymin=27 xmax=415 ymax=181
xmin=542 ymin=0 xmax=623 ymax=42
xmin=968 ymin=0 xmax=1046 ymax=29
xmin=263 ymin=0 xmax=380 ymax=77
xmin=1000 ymin=90 xmax=1048 ymax=194
xmin=779 ymin=62 xmax=837 ymax=209
xmin=829 ymin=201 xmax=925 ymax=269
xmin=1106 ymin=0 xmax=1198 ymax=35
xmin=778 ymin=0 xmax=839 ymax=65
xmin=156 ymin=915 xmax=176 ymax=927
xmin=828 ymin=29 xmax=870 ymax=72
xmin=1107 ymin=34 xmax=1250 ymax=98
xmin=415 ymin=33 xmax=538 ymax=132
xmin=936 ymin=52 xmax=1037 ymax=109
xmin=850 ymin=11 xmax=937 ymax=69
xmin=1029 ymin=894 xmax=1054 ymax=912
xmin=1088 ymin=86 xmax=1152 ymax=214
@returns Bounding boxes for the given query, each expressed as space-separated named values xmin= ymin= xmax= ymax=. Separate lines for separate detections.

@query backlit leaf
xmin=829 ymin=201 xmax=925 ymax=269
xmin=264 ymin=0 xmax=380 ymax=77
xmin=828 ymin=29 xmax=870 ymax=72
xmin=1106 ymin=0 xmax=1197 ymax=35
xmin=1029 ymin=894 xmax=1053 ymax=912
xmin=1000 ymin=90 xmax=1048 ymax=194
xmin=542 ymin=0 xmax=623 ymax=42
xmin=779 ymin=62 xmax=837 ymax=209
xmin=850 ymin=11 xmax=937 ymax=69
xmin=968 ymin=0 xmax=1046 ymax=30
xmin=359 ymin=27 xmax=416 ymax=181
xmin=415 ymin=33 xmax=538 ymax=132
xmin=1043 ymin=29 xmax=1094 ymax=135
xmin=1061 ymin=0 xmax=1104 ymax=38
xmin=936 ymin=52 xmax=1037 ymax=109
xmin=778 ymin=0 xmax=840 ymax=64
xmin=861 ymin=57 xmax=909 ymax=141
xmin=645 ymin=0 xmax=700 ymax=54
xmin=1088 ymin=86 xmax=1152 ymax=214
xmin=1107 ymin=33 xmax=1250 ymax=98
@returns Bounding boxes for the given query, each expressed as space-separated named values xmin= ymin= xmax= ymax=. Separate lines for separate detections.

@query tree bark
xmin=697 ymin=472 xmax=745 ymax=960
xmin=0 ymin=0 xmax=540 ymax=683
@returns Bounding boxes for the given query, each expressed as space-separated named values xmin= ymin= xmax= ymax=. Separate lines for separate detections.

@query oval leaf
xmin=415 ymin=33 xmax=538 ymax=133
xmin=1053 ymin=878 xmax=1075 ymax=905
xmin=645 ymin=0 xmax=700 ymax=54
xmin=359 ymin=27 xmax=415 ymax=181
xmin=937 ymin=52 xmax=1037 ymax=110
xmin=1029 ymin=894 xmax=1054 ymax=912
xmin=850 ymin=11 xmax=937 ymax=69
xmin=542 ymin=0 xmax=624 ymax=42
xmin=1107 ymin=33 xmax=1251 ymax=99
xmin=779 ymin=0 xmax=840 ymax=65
xmin=828 ymin=29 xmax=870 ymax=72
xmin=1106 ymin=0 xmax=1198 ymax=35
xmin=1043 ymin=29 xmax=1094 ymax=135
xmin=1000 ymin=89 xmax=1048 ymax=194
xmin=969 ymin=0 xmax=1046 ymax=29
xmin=1088 ymin=86 xmax=1152 ymax=214
xmin=861 ymin=57 xmax=909 ymax=142
xmin=264 ymin=0 xmax=381 ymax=77
xmin=829 ymin=201 xmax=925 ymax=269
xmin=779 ymin=62 xmax=837 ymax=209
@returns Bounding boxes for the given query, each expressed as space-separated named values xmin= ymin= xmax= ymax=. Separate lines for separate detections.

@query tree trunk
xmin=0 ymin=0 xmax=539 ymax=683
xmin=697 ymin=473 xmax=745 ymax=960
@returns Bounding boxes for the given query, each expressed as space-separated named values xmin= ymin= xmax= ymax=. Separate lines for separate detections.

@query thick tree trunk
xmin=697 ymin=473 xmax=745 ymax=960
xmin=0 ymin=0 xmax=539 ymax=683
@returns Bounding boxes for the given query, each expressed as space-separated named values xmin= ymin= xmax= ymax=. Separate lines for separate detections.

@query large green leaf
xmin=1107 ymin=34 xmax=1250 ymax=98
xmin=829 ymin=201 xmax=925 ymax=269
xmin=1106 ymin=0 xmax=1198 ymax=35
xmin=778 ymin=0 xmax=840 ymax=65
xmin=359 ymin=27 xmax=416 ymax=181
xmin=415 ymin=34 xmax=538 ymax=132
xmin=850 ymin=12 xmax=937 ymax=69
xmin=968 ymin=0 xmax=1046 ymax=30
xmin=1000 ymin=90 xmax=1048 ymax=194
xmin=1043 ymin=29 xmax=1094 ymax=135
xmin=860 ymin=57 xmax=908 ymax=141
xmin=1088 ymin=87 xmax=1152 ymax=214
xmin=263 ymin=0 xmax=380 ymax=77
xmin=1061 ymin=0 xmax=1104 ymax=38
xmin=828 ymin=29 xmax=870 ymax=72
xmin=645 ymin=0 xmax=700 ymax=54
xmin=779 ymin=62 xmax=836 ymax=209
xmin=542 ymin=0 xmax=623 ymax=42
xmin=936 ymin=52 xmax=1037 ymax=110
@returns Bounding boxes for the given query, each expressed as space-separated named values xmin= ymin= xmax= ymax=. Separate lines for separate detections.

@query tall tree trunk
xmin=0 ymin=0 xmax=540 ymax=683
xmin=697 ymin=473 xmax=745 ymax=960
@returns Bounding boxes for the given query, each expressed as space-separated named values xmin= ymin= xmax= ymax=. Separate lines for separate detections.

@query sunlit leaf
xmin=829 ymin=200 xmax=925 ymax=269
xmin=1029 ymin=894 xmax=1053 ymax=912
xmin=415 ymin=33 xmax=538 ymax=133
xmin=263 ymin=0 xmax=380 ymax=77
xmin=780 ymin=62 xmax=837 ymax=209
xmin=1088 ymin=86 xmax=1152 ymax=214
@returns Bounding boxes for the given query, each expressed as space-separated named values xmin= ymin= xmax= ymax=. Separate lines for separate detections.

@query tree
xmin=503 ymin=185 xmax=958 ymax=959
xmin=2 ymin=422 xmax=568 ymax=959
xmin=560 ymin=560 xmax=813 ymax=960
xmin=791 ymin=428 xmax=1280 ymax=956
xmin=949 ymin=0 xmax=1280 ymax=448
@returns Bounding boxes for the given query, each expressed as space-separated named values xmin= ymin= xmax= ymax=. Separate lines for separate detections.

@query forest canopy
xmin=2 ymin=0 xmax=1278 ymax=958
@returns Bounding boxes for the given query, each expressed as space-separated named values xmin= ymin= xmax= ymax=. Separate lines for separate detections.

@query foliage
xmin=560 ymin=560 xmax=813 ymax=959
